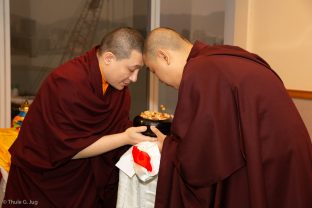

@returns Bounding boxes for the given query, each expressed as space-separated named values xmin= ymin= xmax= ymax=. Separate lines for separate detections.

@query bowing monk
xmin=145 ymin=27 xmax=312 ymax=208
xmin=3 ymin=27 xmax=156 ymax=207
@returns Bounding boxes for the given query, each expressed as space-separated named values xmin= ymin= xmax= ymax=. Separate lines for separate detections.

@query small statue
xmin=12 ymin=100 xmax=30 ymax=130
xmin=159 ymin=104 xmax=166 ymax=112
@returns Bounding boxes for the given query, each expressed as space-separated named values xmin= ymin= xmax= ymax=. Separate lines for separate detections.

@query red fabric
xmin=132 ymin=146 xmax=152 ymax=172
xmin=3 ymin=47 xmax=131 ymax=207
xmin=155 ymin=41 xmax=312 ymax=208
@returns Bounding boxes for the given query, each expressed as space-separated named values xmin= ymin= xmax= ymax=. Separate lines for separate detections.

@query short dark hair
xmin=98 ymin=27 xmax=144 ymax=60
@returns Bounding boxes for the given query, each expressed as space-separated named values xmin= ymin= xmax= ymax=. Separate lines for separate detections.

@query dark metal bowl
xmin=133 ymin=115 xmax=172 ymax=137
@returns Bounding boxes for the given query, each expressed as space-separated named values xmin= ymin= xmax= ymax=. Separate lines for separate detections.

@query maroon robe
xmin=155 ymin=41 xmax=312 ymax=208
xmin=3 ymin=47 xmax=131 ymax=207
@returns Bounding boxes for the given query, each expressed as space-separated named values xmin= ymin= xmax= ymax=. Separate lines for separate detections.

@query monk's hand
xmin=124 ymin=126 xmax=157 ymax=145
xmin=150 ymin=126 xmax=166 ymax=152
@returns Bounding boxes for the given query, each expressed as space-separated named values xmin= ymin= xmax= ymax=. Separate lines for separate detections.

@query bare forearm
xmin=72 ymin=126 xmax=156 ymax=159
xmin=72 ymin=132 xmax=127 ymax=159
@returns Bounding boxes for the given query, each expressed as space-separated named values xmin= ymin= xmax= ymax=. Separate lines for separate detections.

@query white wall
xmin=227 ymin=0 xmax=312 ymax=91
xmin=249 ymin=0 xmax=312 ymax=91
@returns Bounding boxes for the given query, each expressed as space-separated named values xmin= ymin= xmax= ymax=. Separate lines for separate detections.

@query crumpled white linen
xmin=116 ymin=142 xmax=160 ymax=208
xmin=0 ymin=166 xmax=8 ymax=205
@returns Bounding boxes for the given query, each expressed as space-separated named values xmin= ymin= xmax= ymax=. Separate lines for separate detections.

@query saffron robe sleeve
xmin=155 ymin=42 xmax=312 ymax=208
xmin=4 ymin=47 xmax=132 ymax=207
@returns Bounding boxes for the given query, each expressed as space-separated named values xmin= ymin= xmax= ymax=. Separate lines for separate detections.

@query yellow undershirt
xmin=99 ymin=68 xmax=109 ymax=95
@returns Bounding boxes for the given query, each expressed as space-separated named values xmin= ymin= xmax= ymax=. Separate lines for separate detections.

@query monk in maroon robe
xmin=3 ymin=28 xmax=156 ymax=207
xmin=145 ymin=27 xmax=312 ymax=208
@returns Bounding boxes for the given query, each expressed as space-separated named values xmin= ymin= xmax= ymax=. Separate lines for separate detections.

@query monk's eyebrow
xmin=130 ymin=64 xmax=143 ymax=70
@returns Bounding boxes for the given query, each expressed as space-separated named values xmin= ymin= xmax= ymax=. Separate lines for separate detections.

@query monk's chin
xmin=112 ymin=84 xmax=125 ymax=90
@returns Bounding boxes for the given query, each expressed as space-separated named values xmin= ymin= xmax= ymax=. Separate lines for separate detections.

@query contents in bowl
xmin=140 ymin=111 xmax=172 ymax=121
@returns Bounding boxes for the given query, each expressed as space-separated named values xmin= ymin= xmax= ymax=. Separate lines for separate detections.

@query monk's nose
xmin=129 ymin=71 xmax=138 ymax=83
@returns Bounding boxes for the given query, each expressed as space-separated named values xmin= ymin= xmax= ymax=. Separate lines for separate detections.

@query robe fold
xmin=3 ymin=47 xmax=131 ymax=207
xmin=155 ymin=41 xmax=312 ymax=208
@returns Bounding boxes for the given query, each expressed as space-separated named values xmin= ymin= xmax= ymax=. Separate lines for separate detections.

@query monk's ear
xmin=157 ymin=49 xmax=170 ymax=65
xmin=103 ymin=52 xmax=115 ymax=65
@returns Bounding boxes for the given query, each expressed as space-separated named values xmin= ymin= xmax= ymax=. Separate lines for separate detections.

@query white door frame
xmin=148 ymin=0 xmax=160 ymax=112
xmin=0 ymin=0 xmax=11 ymax=128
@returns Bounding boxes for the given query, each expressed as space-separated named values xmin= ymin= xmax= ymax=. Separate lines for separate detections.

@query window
xmin=10 ymin=0 xmax=149 ymax=119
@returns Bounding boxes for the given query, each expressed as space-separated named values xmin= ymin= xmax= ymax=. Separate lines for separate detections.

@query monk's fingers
xmin=150 ymin=126 xmax=165 ymax=139
xmin=133 ymin=126 xmax=147 ymax=133
xmin=137 ymin=133 xmax=157 ymax=142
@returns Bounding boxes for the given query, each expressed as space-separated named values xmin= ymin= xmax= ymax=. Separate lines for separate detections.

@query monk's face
xmin=143 ymin=52 xmax=182 ymax=89
xmin=104 ymin=50 xmax=143 ymax=90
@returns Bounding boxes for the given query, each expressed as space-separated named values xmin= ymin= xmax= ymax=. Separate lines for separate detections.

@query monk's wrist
xmin=119 ymin=132 xmax=130 ymax=146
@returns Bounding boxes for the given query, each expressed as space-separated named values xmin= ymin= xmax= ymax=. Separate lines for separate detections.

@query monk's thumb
xmin=150 ymin=126 xmax=161 ymax=136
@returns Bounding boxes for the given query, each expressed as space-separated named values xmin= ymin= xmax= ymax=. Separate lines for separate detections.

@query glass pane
xmin=159 ymin=0 xmax=225 ymax=114
xmin=10 ymin=0 xmax=149 ymax=119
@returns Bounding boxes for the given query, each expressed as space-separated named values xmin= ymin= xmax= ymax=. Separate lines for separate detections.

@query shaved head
xmin=98 ymin=27 xmax=144 ymax=60
xmin=143 ymin=27 xmax=193 ymax=89
xmin=144 ymin=27 xmax=191 ymax=59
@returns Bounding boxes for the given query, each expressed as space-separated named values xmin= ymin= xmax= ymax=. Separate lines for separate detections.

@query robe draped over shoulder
xmin=4 ymin=47 xmax=132 ymax=207
xmin=155 ymin=41 xmax=312 ymax=208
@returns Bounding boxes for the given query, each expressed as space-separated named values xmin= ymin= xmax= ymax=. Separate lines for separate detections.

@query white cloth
xmin=116 ymin=142 xmax=160 ymax=208
xmin=117 ymin=171 xmax=158 ymax=208
xmin=0 ymin=166 xmax=8 ymax=205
